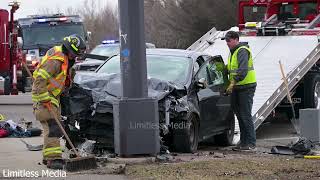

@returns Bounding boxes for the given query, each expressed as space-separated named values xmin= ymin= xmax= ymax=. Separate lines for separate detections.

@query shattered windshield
xmin=21 ymin=24 xmax=85 ymax=48
xmin=89 ymin=44 xmax=120 ymax=59
xmin=97 ymin=55 xmax=192 ymax=85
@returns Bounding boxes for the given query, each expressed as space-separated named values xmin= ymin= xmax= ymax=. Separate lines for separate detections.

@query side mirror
xmin=196 ymin=78 xmax=207 ymax=89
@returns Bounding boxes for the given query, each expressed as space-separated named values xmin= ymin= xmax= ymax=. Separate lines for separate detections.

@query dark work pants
xmin=231 ymin=86 xmax=256 ymax=146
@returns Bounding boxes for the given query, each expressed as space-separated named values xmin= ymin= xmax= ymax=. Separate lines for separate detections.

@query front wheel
xmin=172 ymin=113 xmax=199 ymax=153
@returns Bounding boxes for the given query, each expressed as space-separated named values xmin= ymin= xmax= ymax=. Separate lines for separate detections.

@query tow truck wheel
xmin=214 ymin=112 xmax=235 ymax=146
xmin=172 ymin=113 xmax=199 ymax=153
xmin=314 ymin=81 xmax=320 ymax=109
xmin=304 ymin=73 xmax=320 ymax=109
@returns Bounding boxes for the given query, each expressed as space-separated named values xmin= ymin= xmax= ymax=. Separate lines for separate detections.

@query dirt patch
xmin=125 ymin=152 xmax=320 ymax=180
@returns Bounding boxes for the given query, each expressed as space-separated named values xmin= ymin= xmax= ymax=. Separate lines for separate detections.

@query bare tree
xmin=38 ymin=0 xmax=242 ymax=49
xmin=70 ymin=0 xmax=119 ymax=48
xmin=144 ymin=0 xmax=238 ymax=49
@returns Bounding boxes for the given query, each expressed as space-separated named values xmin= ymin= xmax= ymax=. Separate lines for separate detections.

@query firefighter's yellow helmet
xmin=62 ymin=34 xmax=86 ymax=56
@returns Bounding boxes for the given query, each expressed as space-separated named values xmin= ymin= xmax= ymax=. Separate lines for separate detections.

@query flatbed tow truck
xmin=188 ymin=0 xmax=320 ymax=130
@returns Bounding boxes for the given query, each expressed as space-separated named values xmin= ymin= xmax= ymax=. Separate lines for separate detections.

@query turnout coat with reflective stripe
xmin=32 ymin=46 xmax=69 ymax=107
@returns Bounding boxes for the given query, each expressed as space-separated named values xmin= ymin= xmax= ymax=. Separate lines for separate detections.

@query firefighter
xmin=32 ymin=34 xmax=86 ymax=169
xmin=222 ymin=31 xmax=257 ymax=151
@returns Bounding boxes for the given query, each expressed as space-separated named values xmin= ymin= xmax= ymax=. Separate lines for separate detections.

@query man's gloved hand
xmin=226 ymin=80 xmax=236 ymax=94
xmin=42 ymin=101 xmax=52 ymax=109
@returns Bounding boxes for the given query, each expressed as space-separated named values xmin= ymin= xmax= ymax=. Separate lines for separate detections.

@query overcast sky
xmin=0 ymin=0 xmax=118 ymax=19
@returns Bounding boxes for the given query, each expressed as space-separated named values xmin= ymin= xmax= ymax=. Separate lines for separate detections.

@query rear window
xmin=90 ymin=45 xmax=120 ymax=58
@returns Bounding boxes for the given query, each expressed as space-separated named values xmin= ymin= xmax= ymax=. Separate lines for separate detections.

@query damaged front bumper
xmin=61 ymin=74 xmax=191 ymax=153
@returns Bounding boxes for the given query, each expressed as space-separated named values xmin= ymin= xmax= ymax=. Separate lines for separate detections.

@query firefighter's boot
xmin=46 ymin=159 xmax=65 ymax=170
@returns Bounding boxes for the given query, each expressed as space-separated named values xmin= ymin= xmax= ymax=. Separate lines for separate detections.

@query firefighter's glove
xmin=226 ymin=80 xmax=236 ymax=94
xmin=42 ymin=101 xmax=52 ymax=110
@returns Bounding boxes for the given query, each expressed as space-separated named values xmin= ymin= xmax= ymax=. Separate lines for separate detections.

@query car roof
xmin=146 ymin=48 xmax=207 ymax=62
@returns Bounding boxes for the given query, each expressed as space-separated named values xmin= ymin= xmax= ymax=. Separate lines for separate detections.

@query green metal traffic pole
xmin=113 ymin=0 xmax=160 ymax=156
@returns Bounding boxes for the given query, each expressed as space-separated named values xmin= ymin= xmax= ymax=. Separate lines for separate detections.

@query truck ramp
xmin=188 ymin=28 xmax=320 ymax=129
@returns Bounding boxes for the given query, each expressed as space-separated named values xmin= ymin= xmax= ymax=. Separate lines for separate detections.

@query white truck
xmin=188 ymin=0 xmax=320 ymax=131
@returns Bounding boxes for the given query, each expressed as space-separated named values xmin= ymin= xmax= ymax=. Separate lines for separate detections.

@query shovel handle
xmin=279 ymin=61 xmax=293 ymax=104
xmin=45 ymin=103 xmax=80 ymax=157
xmin=22 ymin=61 xmax=35 ymax=82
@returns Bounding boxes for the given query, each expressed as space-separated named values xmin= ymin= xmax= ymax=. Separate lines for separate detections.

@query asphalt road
xmin=0 ymin=93 xmax=38 ymax=128
xmin=0 ymin=94 xmax=128 ymax=179
xmin=0 ymin=93 xmax=33 ymax=105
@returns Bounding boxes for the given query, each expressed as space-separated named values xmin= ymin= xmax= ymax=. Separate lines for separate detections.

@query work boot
xmin=238 ymin=145 xmax=256 ymax=152
xmin=46 ymin=159 xmax=65 ymax=170
xmin=232 ymin=142 xmax=244 ymax=151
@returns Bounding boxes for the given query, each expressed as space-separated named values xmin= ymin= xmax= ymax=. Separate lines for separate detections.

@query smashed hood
xmin=77 ymin=59 xmax=104 ymax=66
xmin=73 ymin=73 xmax=185 ymax=103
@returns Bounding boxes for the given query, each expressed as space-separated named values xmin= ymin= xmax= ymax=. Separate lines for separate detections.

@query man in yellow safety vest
xmin=222 ymin=31 xmax=257 ymax=151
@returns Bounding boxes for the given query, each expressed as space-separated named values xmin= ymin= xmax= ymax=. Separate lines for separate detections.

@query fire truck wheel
xmin=304 ymin=73 xmax=320 ymax=109
xmin=20 ymin=70 xmax=27 ymax=93
xmin=4 ymin=76 xmax=11 ymax=95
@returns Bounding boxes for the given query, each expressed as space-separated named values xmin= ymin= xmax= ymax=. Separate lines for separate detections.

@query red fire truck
xmin=0 ymin=1 xmax=20 ymax=95
xmin=0 ymin=2 xmax=88 ymax=95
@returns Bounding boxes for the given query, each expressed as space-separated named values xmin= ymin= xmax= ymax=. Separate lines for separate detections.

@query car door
xmin=194 ymin=57 xmax=219 ymax=138
xmin=194 ymin=56 xmax=231 ymax=138
xmin=207 ymin=56 xmax=232 ymax=131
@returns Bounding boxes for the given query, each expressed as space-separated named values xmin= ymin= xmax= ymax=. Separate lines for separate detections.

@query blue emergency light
xmin=38 ymin=19 xmax=46 ymax=22
xmin=59 ymin=17 xmax=68 ymax=21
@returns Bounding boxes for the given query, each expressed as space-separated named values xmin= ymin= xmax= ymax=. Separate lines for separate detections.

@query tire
xmin=19 ymin=70 xmax=27 ymax=93
xmin=4 ymin=76 xmax=11 ymax=95
xmin=214 ymin=112 xmax=235 ymax=146
xmin=172 ymin=113 xmax=199 ymax=153
xmin=304 ymin=73 xmax=320 ymax=109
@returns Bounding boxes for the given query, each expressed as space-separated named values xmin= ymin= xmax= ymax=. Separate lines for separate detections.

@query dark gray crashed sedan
xmin=62 ymin=48 xmax=235 ymax=153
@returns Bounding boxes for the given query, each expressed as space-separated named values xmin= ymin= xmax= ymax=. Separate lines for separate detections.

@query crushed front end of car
xmin=61 ymin=73 xmax=191 ymax=155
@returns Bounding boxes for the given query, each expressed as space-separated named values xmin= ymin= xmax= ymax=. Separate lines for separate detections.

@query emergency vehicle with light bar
xmin=17 ymin=14 xmax=88 ymax=90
